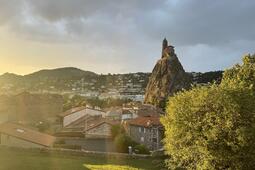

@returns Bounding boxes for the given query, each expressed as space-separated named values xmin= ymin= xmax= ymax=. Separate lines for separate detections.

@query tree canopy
xmin=161 ymin=54 xmax=255 ymax=169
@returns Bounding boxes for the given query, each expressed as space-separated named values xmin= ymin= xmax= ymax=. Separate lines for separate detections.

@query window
xmin=140 ymin=137 xmax=144 ymax=142
xmin=139 ymin=127 xmax=141 ymax=133
xmin=143 ymin=128 xmax=146 ymax=133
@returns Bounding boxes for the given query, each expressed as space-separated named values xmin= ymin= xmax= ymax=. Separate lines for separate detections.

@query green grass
xmin=84 ymin=164 xmax=140 ymax=170
xmin=0 ymin=148 xmax=165 ymax=170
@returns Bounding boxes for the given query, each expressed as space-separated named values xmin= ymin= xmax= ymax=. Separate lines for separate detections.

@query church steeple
xmin=162 ymin=38 xmax=168 ymax=57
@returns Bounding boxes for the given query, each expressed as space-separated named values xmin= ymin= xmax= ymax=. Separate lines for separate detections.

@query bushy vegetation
xmin=161 ymin=55 xmax=255 ymax=169
xmin=114 ymin=134 xmax=138 ymax=153
xmin=221 ymin=54 xmax=255 ymax=91
xmin=36 ymin=121 xmax=50 ymax=132
xmin=111 ymin=125 xmax=150 ymax=154
xmin=111 ymin=124 xmax=126 ymax=139
xmin=134 ymin=144 xmax=150 ymax=155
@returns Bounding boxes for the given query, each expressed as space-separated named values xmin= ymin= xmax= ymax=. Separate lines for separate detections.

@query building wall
xmin=128 ymin=125 xmax=163 ymax=150
xmin=0 ymin=133 xmax=45 ymax=148
xmin=86 ymin=123 xmax=112 ymax=138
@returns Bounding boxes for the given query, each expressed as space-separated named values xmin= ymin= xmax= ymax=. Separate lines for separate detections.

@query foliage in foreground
xmin=161 ymin=54 xmax=255 ymax=169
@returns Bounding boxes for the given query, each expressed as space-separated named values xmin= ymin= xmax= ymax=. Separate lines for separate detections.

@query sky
xmin=0 ymin=0 xmax=255 ymax=75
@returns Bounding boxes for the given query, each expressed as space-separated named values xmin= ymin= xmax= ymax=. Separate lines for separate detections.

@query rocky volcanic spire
xmin=144 ymin=38 xmax=191 ymax=109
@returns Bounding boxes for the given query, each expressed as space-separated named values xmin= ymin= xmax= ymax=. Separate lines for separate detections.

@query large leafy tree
xmin=221 ymin=54 xmax=255 ymax=90
xmin=161 ymin=55 xmax=255 ymax=169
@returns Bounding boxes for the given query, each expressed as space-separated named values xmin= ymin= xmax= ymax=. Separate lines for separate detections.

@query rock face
xmin=144 ymin=38 xmax=191 ymax=108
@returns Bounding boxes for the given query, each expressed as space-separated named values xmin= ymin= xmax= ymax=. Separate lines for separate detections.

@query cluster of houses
xmin=57 ymin=104 xmax=164 ymax=151
xmin=0 ymin=103 xmax=164 ymax=152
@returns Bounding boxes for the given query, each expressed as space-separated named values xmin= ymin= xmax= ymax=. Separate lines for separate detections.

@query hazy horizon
xmin=1 ymin=65 xmax=225 ymax=76
xmin=1 ymin=0 xmax=255 ymax=75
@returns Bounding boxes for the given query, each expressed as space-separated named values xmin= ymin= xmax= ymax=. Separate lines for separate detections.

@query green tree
xmin=114 ymin=134 xmax=137 ymax=153
xmin=134 ymin=144 xmax=150 ymax=154
xmin=221 ymin=54 xmax=255 ymax=90
xmin=161 ymin=54 xmax=255 ymax=169
xmin=111 ymin=124 xmax=125 ymax=139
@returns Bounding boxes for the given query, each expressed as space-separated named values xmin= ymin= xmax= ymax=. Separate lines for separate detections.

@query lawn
xmin=0 ymin=148 xmax=165 ymax=170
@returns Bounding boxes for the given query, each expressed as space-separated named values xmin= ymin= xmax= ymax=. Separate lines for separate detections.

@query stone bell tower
xmin=162 ymin=38 xmax=168 ymax=58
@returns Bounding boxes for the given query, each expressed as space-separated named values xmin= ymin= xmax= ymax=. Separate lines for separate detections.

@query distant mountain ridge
xmin=0 ymin=67 xmax=97 ymax=83
xmin=25 ymin=67 xmax=97 ymax=80
xmin=0 ymin=72 xmax=22 ymax=80
xmin=0 ymin=67 xmax=222 ymax=80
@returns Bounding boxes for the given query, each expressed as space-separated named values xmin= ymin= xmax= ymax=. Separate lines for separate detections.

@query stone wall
xmin=64 ymin=138 xmax=116 ymax=152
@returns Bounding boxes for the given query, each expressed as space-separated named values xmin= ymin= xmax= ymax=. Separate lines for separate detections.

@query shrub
xmin=36 ymin=121 xmax=50 ymax=132
xmin=134 ymin=144 xmax=150 ymax=155
xmin=114 ymin=134 xmax=137 ymax=153
xmin=151 ymin=149 xmax=165 ymax=158
xmin=111 ymin=124 xmax=125 ymax=139
xmin=161 ymin=55 xmax=255 ymax=169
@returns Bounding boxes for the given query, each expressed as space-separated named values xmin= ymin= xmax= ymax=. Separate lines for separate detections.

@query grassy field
xmin=0 ymin=148 xmax=165 ymax=170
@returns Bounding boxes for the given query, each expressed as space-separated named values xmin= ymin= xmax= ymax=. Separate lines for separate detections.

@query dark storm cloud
xmin=0 ymin=0 xmax=254 ymax=72
xmin=26 ymin=0 xmax=165 ymax=21
xmin=1 ymin=0 xmax=255 ymax=44
xmin=0 ymin=0 xmax=23 ymax=25
xmin=150 ymin=0 xmax=255 ymax=46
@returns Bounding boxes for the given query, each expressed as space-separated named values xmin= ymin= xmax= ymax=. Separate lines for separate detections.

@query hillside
xmin=0 ymin=73 xmax=23 ymax=84
xmin=25 ymin=67 xmax=97 ymax=81
xmin=0 ymin=67 xmax=222 ymax=95
xmin=0 ymin=92 xmax=63 ymax=124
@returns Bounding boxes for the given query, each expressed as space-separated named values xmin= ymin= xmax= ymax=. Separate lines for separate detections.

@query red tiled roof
xmin=128 ymin=116 xmax=162 ymax=127
xmin=0 ymin=122 xmax=56 ymax=147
